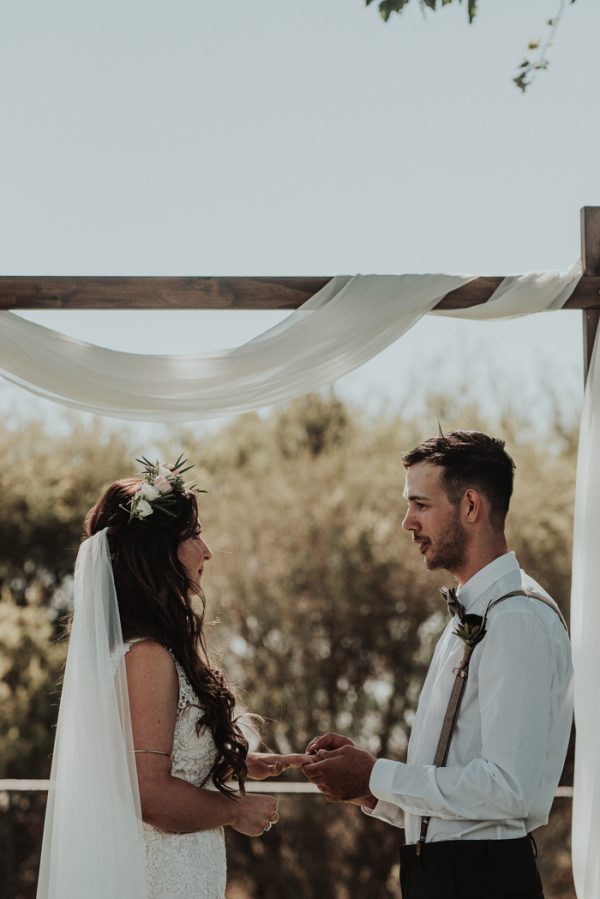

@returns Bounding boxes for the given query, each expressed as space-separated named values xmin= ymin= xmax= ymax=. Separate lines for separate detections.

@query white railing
xmin=0 ymin=779 xmax=575 ymax=797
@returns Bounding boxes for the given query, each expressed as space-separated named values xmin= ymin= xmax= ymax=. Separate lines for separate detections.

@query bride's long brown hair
xmin=85 ymin=478 xmax=248 ymax=795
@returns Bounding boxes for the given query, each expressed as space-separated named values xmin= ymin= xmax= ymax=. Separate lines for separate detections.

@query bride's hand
xmin=229 ymin=793 xmax=279 ymax=837
xmin=246 ymin=751 xmax=311 ymax=780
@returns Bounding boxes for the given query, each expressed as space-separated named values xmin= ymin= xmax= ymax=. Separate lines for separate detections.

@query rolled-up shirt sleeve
xmin=369 ymin=608 xmax=554 ymax=821
xmin=362 ymin=798 xmax=404 ymax=829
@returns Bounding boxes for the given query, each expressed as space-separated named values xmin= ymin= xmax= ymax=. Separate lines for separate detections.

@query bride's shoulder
xmin=124 ymin=640 xmax=178 ymax=702
xmin=124 ymin=640 xmax=179 ymax=752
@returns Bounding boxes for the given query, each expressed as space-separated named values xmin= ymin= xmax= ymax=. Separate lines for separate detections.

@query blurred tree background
xmin=0 ymin=391 xmax=577 ymax=898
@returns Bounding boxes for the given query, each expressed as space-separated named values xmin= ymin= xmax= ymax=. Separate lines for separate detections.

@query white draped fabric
xmin=570 ymin=333 xmax=600 ymax=899
xmin=0 ymin=265 xmax=579 ymax=422
xmin=0 ymin=262 xmax=593 ymax=896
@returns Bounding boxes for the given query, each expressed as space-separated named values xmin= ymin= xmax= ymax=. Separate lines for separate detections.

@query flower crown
xmin=125 ymin=455 xmax=205 ymax=522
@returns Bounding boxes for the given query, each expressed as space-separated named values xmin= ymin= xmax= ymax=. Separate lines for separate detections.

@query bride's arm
xmin=246 ymin=751 xmax=311 ymax=779
xmin=125 ymin=641 xmax=276 ymax=835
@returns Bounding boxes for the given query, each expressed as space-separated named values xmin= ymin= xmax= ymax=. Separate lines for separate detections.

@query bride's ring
xmin=264 ymin=822 xmax=272 ymax=832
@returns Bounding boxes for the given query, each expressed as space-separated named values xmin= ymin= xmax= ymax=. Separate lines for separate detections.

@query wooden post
xmin=581 ymin=207 xmax=600 ymax=382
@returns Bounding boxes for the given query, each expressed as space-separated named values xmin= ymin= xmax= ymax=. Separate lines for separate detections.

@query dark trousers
xmin=400 ymin=836 xmax=544 ymax=899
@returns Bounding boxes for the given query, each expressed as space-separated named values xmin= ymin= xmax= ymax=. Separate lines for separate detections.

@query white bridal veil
xmin=36 ymin=529 xmax=148 ymax=899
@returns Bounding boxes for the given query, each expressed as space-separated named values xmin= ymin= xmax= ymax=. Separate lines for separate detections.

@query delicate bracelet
xmin=133 ymin=749 xmax=171 ymax=757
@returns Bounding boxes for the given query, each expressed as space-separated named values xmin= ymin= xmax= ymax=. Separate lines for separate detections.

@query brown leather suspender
xmin=486 ymin=590 xmax=568 ymax=631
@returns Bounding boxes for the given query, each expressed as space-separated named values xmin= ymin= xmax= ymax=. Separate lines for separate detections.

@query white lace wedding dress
xmin=124 ymin=641 xmax=227 ymax=899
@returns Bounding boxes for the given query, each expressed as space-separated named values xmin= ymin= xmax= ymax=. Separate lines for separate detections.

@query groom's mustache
xmin=411 ymin=534 xmax=432 ymax=554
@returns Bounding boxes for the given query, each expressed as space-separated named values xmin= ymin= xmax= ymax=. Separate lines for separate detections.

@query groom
xmin=302 ymin=430 xmax=573 ymax=899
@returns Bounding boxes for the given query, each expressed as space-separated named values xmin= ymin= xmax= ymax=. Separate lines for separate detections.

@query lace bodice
xmin=168 ymin=653 xmax=221 ymax=788
xmin=124 ymin=641 xmax=227 ymax=899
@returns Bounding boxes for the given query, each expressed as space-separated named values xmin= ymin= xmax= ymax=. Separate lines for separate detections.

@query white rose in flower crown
xmin=154 ymin=476 xmax=172 ymax=494
xmin=136 ymin=499 xmax=154 ymax=518
xmin=140 ymin=483 xmax=160 ymax=502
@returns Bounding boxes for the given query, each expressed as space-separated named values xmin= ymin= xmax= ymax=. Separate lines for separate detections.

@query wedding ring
xmin=264 ymin=822 xmax=272 ymax=832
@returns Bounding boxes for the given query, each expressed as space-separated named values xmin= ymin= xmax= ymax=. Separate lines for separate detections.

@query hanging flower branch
xmin=513 ymin=0 xmax=575 ymax=93
xmin=365 ymin=0 xmax=578 ymax=93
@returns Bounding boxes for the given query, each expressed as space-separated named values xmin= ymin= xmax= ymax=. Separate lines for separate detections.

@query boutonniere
xmin=452 ymin=612 xmax=488 ymax=678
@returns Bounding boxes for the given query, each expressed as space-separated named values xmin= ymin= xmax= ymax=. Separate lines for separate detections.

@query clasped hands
xmin=247 ymin=733 xmax=377 ymax=806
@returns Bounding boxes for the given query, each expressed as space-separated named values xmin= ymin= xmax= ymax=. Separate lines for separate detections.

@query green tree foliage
xmin=0 ymin=591 xmax=65 ymax=780
xmin=366 ymin=0 xmax=579 ymax=93
xmin=0 ymin=394 xmax=577 ymax=897
xmin=0 ymin=418 xmax=132 ymax=612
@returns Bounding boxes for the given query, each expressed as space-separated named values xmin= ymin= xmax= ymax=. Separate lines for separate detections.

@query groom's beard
xmin=425 ymin=511 xmax=467 ymax=572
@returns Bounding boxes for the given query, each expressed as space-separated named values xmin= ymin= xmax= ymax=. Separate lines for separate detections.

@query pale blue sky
xmin=1 ymin=0 xmax=597 ymax=435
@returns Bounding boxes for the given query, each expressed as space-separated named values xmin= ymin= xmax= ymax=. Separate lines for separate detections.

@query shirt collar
xmin=456 ymin=551 xmax=519 ymax=612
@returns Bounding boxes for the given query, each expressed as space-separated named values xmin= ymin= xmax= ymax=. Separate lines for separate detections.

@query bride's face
xmin=177 ymin=524 xmax=212 ymax=591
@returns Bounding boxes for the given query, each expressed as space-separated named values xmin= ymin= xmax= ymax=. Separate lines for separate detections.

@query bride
xmin=36 ymin=457 xmax=306 ymax=899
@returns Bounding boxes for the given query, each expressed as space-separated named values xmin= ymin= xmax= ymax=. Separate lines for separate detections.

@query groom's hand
xmin=305 ymin=732 xmax=355 ymax=754
xmin=302 ymin=745 xmax=376 ymax=802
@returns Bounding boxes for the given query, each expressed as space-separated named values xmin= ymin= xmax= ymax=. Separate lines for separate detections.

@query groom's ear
xmin=462 ymin=488 xmax=481 ymax=523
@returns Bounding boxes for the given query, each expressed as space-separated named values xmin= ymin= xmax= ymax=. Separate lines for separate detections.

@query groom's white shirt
xmin=366 ymin=552 xmax=573 ymax=844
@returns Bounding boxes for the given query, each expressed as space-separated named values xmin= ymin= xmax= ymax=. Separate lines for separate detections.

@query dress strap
xmin=167 ymin=649 xmax=199 ymax=712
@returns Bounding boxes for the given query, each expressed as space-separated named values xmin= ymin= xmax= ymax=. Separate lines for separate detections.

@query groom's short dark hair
xmin=402 ymin=430 xmax=516 ymax=529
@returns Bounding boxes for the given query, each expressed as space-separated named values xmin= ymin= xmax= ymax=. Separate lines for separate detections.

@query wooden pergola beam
xmin=0 ymin=276 xmax=332 ymax=311
xmin=1 ymin=208 xmax=599 ymax=381
xmin=0 ymin=273 xmax=599 ymax=312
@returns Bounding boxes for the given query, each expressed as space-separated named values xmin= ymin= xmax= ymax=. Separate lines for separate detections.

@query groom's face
xmin=402 ymin=462 xmax=467 ymax=573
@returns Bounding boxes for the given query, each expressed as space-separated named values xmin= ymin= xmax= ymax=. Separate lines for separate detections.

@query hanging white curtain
xmin=570 ymin=332 xmax=600 ymax=899
xmin=0 ymin=265 xmax=579 ymax=422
